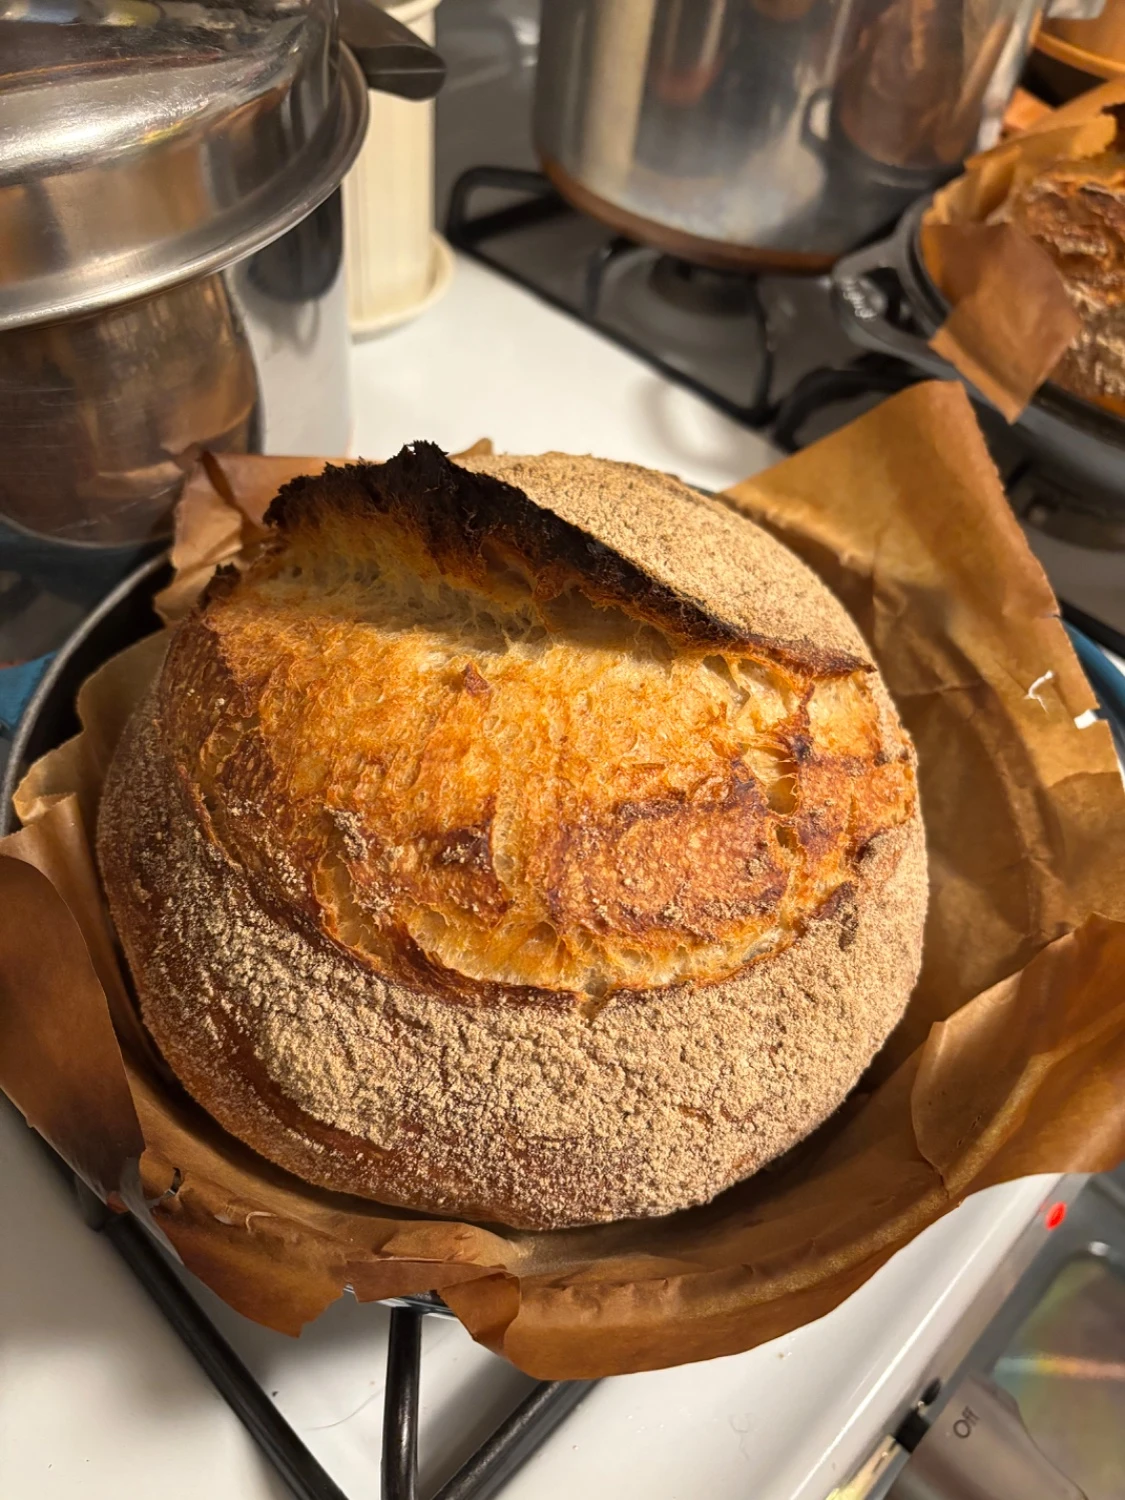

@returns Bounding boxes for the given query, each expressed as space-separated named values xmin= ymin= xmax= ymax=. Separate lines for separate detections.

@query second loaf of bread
xmin=98 ymin=445 xmax=927 ymax=1229
xmin=992 ymin=151 xmax=1125 ymax=415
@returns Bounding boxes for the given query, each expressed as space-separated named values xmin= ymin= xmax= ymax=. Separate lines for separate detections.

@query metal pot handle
xmin=338 ymin=0 xmax=447 ymax=100
xmin=832 ymin=233 xmax=956 ymax=383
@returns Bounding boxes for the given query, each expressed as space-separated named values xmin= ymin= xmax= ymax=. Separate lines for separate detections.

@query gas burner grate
xmin=444 ymin=166 xmax=1125 ymax=570
xmin=770 ymin=351 xmax=922 ymax=452
xmin=445 ymin=166 xmax=776 ymax=427
xmin=58 ymin=1151 xmax=595 ymax=1500
xmin=1007 ymin=459 xmax=1125 ymax=552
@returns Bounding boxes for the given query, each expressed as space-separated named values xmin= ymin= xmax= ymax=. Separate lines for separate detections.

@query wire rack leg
xmin=74 ymin=1166 xmax=596 ymax=1500
xmin=86 ymin=1189 xmax=350 ymax=1500
xmin=382 ymin=1306 xmax=424 ymax=1500
xmin=378 ymin=1299 xmax=598 ymax=1500
xmin=435 ymin=1378 xmax=596 ymax=1500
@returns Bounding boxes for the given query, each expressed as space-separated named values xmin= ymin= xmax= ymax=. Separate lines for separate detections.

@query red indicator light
xmin=1045 ymin=1202 xmax=1067 ymax=1231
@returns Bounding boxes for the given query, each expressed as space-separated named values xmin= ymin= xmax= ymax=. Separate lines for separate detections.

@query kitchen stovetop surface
xmin=1 ymin=1097 xmax=1071 ymax=1500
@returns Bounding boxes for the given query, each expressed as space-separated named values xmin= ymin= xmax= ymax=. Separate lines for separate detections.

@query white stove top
xmin=347 ymin=252 xmax=778 ymax=488
xmin=1 ymin=252 xmax=1078 ymax=1500
xmin=0 ymin=1100 xmax=1067 ymax=1500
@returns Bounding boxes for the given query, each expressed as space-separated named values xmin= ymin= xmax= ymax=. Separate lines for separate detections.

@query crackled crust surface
xmin=993 ymin=152 xmax=1125 ymax=414
xmin=98 ymin=447 xmax=928 ymax=1229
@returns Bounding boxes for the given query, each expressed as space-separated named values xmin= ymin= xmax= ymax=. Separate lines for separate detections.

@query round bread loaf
xmin=98 ymin=445 xmax=927 ymax=1230
xmin=989 ymin=152 xmax=1125 ymax=416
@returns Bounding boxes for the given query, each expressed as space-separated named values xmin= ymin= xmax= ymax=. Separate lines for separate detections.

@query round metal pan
xmin=5 ymin=503 xmax=1124 ymax=1339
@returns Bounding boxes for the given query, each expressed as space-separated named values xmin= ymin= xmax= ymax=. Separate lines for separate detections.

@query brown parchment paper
xmin=4 ymin=382 xmax=1125 ymax=1378
xmin=921 ymin=78 xmax=1125 ymax=419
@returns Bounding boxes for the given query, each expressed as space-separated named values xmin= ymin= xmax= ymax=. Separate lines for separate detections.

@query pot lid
xmin=0 ymin=0 xmax=369 ymax=329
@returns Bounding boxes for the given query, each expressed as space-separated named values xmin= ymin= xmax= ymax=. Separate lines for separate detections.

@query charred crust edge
xmin=264 ymin=443 xmax=868 ymax=676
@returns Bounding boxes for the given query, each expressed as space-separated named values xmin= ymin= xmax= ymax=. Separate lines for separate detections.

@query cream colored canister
xmin=344 ymin=0 xmax=454 ymax=336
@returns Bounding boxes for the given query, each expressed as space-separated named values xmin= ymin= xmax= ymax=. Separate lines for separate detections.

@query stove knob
xmin=887 ymin=1372 xmax=1087 ymax=1500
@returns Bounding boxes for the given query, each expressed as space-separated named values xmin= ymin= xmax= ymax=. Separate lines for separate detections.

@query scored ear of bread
xmin=99 ymin=447 xmax=927 ymax=1229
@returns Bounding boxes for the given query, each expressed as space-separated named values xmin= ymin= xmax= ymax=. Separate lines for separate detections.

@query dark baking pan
xmin=0 ymin=553 xmax=169 ymax=835
xmin=831 ymin=197 xmax=1125 ymax=510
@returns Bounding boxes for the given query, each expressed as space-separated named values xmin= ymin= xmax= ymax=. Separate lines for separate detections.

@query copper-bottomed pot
xmin=533 ymin=0 xmax=1075 ymax=270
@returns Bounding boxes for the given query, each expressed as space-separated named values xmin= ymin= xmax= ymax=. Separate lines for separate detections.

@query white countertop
xmin=346 ymin=253 xmax=778 ymax=490
xmin=1 ymin=254 xmax=1069 ymax=1500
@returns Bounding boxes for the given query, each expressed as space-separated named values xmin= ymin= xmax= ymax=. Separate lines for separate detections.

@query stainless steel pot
xmin=832 ymin=198 xmax=1125 ymax=513
xmin=0 ymin=0 xmax=443 ymax=550
xmin=533 ymin=0 xmax=1053 ymax=270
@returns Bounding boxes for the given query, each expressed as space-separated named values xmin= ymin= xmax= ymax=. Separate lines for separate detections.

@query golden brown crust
xmin=98 ymin=449 xmax=928 ymax=1229
xmin=993 ymin=153 xmax=1125 ymax=414
xmin=264 ymin=445 xmax=868 ymax=674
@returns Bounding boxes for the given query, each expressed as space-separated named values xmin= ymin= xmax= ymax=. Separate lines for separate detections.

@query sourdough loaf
xmin=98 ymin=445 xmax=927 ymax=1229
xmin=992 ymin=151 xmax=1125 ymax=415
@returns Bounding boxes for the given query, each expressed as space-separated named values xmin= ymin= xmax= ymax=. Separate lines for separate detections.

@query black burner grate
xmin=446 ymin=166 xmax=776 ymax=427
xmin=443 ymin=163 xmax=1125 ymax=562
xmin=61 ymin=1156 xmax=596 ymax=1500
xmin=442 ymin=167 xmax=943 ymax=453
